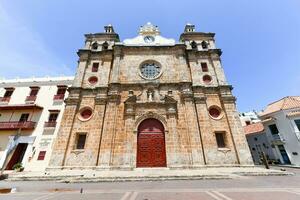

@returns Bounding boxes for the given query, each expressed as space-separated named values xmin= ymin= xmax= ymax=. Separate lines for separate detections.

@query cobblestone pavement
xmin=0 ymin=166 xmax=300 ymax=200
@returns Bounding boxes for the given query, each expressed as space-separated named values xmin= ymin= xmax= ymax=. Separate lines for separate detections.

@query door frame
xmin=136 ymin=118 xmax=167 ymax=168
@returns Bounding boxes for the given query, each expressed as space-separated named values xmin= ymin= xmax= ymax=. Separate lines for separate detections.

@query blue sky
xmin=0 ymin=0 xmax=299 ymax=112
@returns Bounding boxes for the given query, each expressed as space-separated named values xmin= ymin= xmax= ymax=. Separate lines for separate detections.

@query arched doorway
xmin=137 ymin=118 xmax=167 ymax=167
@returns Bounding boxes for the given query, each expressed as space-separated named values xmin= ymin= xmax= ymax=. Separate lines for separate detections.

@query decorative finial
xmin=139 ymin=22 xmax=160 ymax=35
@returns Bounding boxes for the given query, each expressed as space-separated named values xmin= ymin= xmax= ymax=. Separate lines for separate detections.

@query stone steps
xmin=4 ymin=167 xmax=293 ymax=182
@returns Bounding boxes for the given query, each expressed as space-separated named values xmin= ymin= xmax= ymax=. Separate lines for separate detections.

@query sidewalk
xmin=277 ymin=165 xmax=300 ymax=169
xmin=3 ymin=166 xmax=293 ymax=183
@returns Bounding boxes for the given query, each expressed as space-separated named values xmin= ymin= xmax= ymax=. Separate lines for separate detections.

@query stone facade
xmin=48 ymin=23 xmax=253 ymax=170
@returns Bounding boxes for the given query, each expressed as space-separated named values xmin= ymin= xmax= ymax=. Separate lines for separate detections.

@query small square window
xmin=49 ymin=113 xmax=59 ymax=122
xmin=76 ymin=133 xmax=87 ymax=149
xmin=215 ymin=132 xmax=226 ymax=148
xmin=29 ymin=87 xmax=39 ymax=96
xmin=201 ymin=62 xmax=208 ymax=72
xmin=57 ymin=87 xmax=66 ymax=95
xmin=4 ymin=88 xmax=14 ymax=97
xmin=37 ymin=151 xmax=46 ymax=160
xmin=269 ymin=124 xmax=279 ymax=135
xmin=92 ymin=63 xmax=99 ymax=72
xmin=294 ymin=119 xmax=300 ymax=131
xmin=19 ymin=113 xmax=29 ymax=122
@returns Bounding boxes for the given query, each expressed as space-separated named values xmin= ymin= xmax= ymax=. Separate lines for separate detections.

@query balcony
xmin=0 ymin=121 xmax=36 ymax=130
xmin=272 ymin=133 xmax=285 ymax=144
xmin=44 ymin=121 xmax=57 ymax=128
xmin=53 ymin=94 xmax=65 ymax=101
xmin=0 ymin=97 xmax=11 ymax=104
xmin=25 ymin=95 xmax=37 ymax=103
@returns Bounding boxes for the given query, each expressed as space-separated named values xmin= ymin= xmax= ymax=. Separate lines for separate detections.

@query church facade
xmin=48 ymin=23 xmax=253 ymax=170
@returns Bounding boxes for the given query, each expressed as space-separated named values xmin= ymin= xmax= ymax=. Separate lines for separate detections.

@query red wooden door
xmin=137 ymin=118 xmax=166 ymax=167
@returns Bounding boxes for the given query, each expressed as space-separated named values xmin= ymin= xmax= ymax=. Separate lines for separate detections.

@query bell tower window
xmin=201 ymin=62 xmax=208 ymax=72
xmin=92 ymin=63 xmax=99 ymax=72
xmin=92 ymin=42 xmax=98 ymax=50
xmin=102 ymin=41 xmax=109 ymax=50
xmin=201 ymin=41 xmax=208 ymax=49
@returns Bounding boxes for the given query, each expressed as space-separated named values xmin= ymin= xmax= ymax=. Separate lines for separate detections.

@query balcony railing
xmin=272 ymin=133 xmax=285 ymax=142
xmin=25 ymin=95 xmax=37 ymax=102
xmin=53 ymin=94 xmax=65 ymax=101
xmin=0 ymin=121 xmax=36 ymax=130
xmin=44 ymin=121 xmax=57 ymax=128
xmin=0 ymin=97 xmax=11 ymax=103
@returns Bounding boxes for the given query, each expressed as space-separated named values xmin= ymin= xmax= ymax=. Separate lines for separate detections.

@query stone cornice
xmin=65 ymin=97 xmax=80 ymax=105
xmin=186 ymin=48 xmax=222 ymax=56
xmin=179 ymin=32 xmax=215 ymax=42
xmin=221 ymin=95 xmax=236 ymax=104
xmin=84 ymin=32 xmax=120 ymax=42
xmin=77 ymin=49 xmax=113 ymax=59
xmin=114 ymin=43 xmax=186 ymax=49
xmin=194 ymin=96 xmax=207 ymax=104
xmin=192 ymin=85 xmax=233 ymax=93
xmin=94 ymin=96 xmax=107 ymax=105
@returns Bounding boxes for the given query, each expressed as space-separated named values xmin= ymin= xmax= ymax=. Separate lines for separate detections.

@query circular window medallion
xmin=88 ymin=76 xmax=98 ymax=85
xmin=140 ymin=62 xmax=162 ymax=80
xmin=203 ymin=75 xmax=212 ymax=84
xmin=144 ymin=35 xmax=155 ymax=43
xmin=208 ymin=106 xmax=222 ymax=119
xmin=79 ymin=107 xmax=93 ymax=121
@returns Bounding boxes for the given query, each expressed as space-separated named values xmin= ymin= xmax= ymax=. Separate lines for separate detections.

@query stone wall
xmin=47 ymin=30 xmax=253 ymax=170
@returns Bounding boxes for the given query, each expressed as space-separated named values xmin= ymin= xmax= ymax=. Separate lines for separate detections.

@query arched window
xmin=201 ymin=41 xmax=208 ymax=49
xmin=190 ymin=41 xmax=197 ymax=49
xmin=102 ymin=41 xmax=109 ymax=50
xmin=91 ymin=42 xmax=98 ymax=50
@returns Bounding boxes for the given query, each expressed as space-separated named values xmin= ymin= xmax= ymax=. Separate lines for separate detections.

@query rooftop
xmin=0 ymin=76 xmax=74 ymax=83
xmin=243 ymin=122 xmax=264 ymax=135
xmin=260 ymin=96 xmax=300 ymax=117
xmin=0 ymin=76 xmax=74 ymax=87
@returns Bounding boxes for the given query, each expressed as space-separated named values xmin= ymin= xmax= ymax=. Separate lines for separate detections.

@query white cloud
xmin=0 ymin=4 xmax=73 ymax=79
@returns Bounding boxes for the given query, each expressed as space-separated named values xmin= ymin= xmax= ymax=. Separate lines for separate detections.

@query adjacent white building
xmin=244 ymin=122 xmax=278 ymax=164
xmin=258 ymin=96 xmax=300 ymax=166
xmin=0 ymin=76 xmax=73 ymax=171
xmin=240 ymin=111 xmax=261 ymax=126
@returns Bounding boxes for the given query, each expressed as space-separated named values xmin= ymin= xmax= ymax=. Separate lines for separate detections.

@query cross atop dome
xmin=139 ymin=22 xmax=160 ymax=35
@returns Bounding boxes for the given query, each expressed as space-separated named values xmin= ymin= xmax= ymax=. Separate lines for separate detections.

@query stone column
xmin=73 ymin=55 xmax=89 ymax=87
xmin=94 ymin=94 xmax=108 ymax=166
xmin=181 ymin=89 xmax=205 ymax=167
xmin=221 ymin=95 xmax=253 ymax=165
xmin=47 ymin=97 xmax=80 ymax=168
xmin=210 ymin=54 xmax=228 ymax=85
xmin=110 ymin=49 xmax=121 ymax=84
xmin=97 ymin=93 xmax=120 ymax=169
xmin=165 ymin=108 xmax=181 ymax=168
xmin=124 ymin=114 xmax=135 ymax=169
xmin=177 ymin=52 xmax=190 ymax=82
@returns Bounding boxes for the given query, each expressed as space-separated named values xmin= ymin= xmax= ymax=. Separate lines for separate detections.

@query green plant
xmin=12 ymin=162 xmax=23 ymax=171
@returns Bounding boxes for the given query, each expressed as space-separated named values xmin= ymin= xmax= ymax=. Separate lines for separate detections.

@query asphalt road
xmin=0 ymin=166 xmax=300 ymax=200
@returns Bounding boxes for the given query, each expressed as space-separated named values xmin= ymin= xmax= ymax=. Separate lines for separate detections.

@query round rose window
xmin=88 ymin=76 xmax=98 ymax=85
xmin=80 ymin=108 xmax=93 ymax=120
xmin=203 ymin=75 xmax=212 ymax=83
xmin=209 ymin=107 xmax=221 ymax=119
xmin=140 ymin=62 xmax=161 ymax=79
